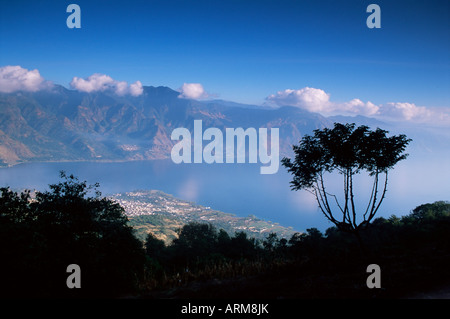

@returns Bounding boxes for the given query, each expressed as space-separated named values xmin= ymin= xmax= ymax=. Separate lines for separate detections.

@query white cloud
xmin=0 ymin=65 xmax=51 ymax=93
xmin=70 ymin=73 xmax=143 ymax=96
xmin=266 ymin=87 xmax=331 ymax=112
xmin=266 ymin=86 xmax=450 ymax=126
xmin=378 ymin=102 xmax=430 ymax=121
xmin=340 ymin=99 xmax=379 ymax=116
xmin=70 ymin=73 xmax=113 ymax=93
xmin=377 ymin=102 xmax=450 ymax=125
xmin=178 ymin=83 xmax=209 ymax=99
xmin=129 ymin=80 xmax=143 ymax=96
xmin=266 ymin=88 xmax=379 ymax=116
xmin=115 ymin=80 xmax=129 ymax=96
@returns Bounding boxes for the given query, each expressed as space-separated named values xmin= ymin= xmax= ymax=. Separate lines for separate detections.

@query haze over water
xmin=1 ymin=153 xmax=448 ymax=233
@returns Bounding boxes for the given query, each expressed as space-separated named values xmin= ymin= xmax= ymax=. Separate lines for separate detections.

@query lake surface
xmin=0 ymin=157 xmax=449 ymax=232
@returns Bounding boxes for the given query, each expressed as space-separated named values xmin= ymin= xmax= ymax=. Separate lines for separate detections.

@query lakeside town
xmin=109 ymin=190 xmax=298 ymax=243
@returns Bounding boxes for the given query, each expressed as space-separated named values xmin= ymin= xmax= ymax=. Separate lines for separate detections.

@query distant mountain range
xmin=0 ymin=85 xmax=330 ymax=166
xmin=0 ymin=85 xmax=448 ymax=166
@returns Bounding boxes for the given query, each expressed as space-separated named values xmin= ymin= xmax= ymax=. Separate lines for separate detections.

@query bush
xmin=0 ymin=172 xmax=146 ymax=298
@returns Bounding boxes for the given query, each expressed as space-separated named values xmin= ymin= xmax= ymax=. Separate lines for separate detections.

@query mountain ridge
xmin=1 ymin=85 xmax=448 ymax=167
xmin=0 ymin=85 xmax=332 ymax=166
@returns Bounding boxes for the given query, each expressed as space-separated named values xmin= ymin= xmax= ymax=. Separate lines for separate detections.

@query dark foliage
xmin=144 ymin=222 xmax=261 ymax=275
xmin=0 ymin=172 xmax=146 ymax=298
xmin=143 ymin=201 xmax=450 ymax=298
xmin=1 ymin=172 xmax=449 ymax=298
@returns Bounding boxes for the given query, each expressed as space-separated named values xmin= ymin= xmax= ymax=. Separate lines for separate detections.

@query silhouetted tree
xmin=229 ymin=231 xmax=258 ymax=259
xmin=263 ymin=232 xmax=279 ymax=252
xmin=409 ymin=201 xmax=450 ymax=221
xmin=145 ymin=232 xmax=166 ymax=260
xmin=217 ymin=228 xmax=232 ymax=256
xmin=0 ymin=172 xmax=146 ymax=297
xmin=282 ymin=123 xmax=411 ymax=244
xmin=170 ymin=222 xmax=219 ymax=267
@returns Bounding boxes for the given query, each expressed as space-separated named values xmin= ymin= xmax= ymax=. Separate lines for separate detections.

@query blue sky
xmin=0 ymin=0 xmax=449 ymax=112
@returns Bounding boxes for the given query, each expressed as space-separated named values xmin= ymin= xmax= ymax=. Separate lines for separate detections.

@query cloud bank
xmin=266 ymin=87 xmax=450 ymax=125
xmin=178 ymin=83 xmax=210 ymax=99
xmin=0 ymin=65 xmax=51 ymax=93
xmin=70 ymin=73 xmax=143 ymax=96
xmin=1 ymin=66 xmax=448 ymax=126
xmin=267 ymin=87 xmax=332 ymax=113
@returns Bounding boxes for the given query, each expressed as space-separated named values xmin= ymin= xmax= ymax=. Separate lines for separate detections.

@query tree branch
xmin=314 ymin=181 xmax=338 ymax=225
xmin=342 ymin=169 xmax=350 ymax=224
xmin=368 ymin=171 xmax=388 ymax=222
xmin=363 ymin=170 xmax=379 ymax=222
xmin=319 ymin=172 xmax=334 ymax=218
xmin=349 ymin=169 xmax=357 ymax=230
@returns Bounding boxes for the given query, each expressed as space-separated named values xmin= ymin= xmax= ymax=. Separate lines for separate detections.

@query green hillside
xmin=109 ymin=190 xmax=299 ymax=243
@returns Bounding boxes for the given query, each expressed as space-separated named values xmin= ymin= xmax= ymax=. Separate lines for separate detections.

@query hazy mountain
xmin=0 ymin=85 xmax=332 ymax=166
xmin=200 ymin=99 xmax=274 ymax=110
xmin=1 ymin=85 xmax=448 ymax=167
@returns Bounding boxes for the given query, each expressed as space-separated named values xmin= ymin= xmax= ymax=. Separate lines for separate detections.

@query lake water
xmin=0 ymin=157 xmax=449 ymax=233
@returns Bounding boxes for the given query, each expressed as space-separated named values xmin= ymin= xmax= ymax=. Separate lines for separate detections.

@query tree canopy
xmin=282 ymin=123 xmax=411 ymax=235
xmin=0 ymin=171 xmax=145 ymax=297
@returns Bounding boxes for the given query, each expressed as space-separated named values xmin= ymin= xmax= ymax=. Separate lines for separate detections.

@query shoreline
xmin=0 ymin=157 xmax=172 ymax=169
